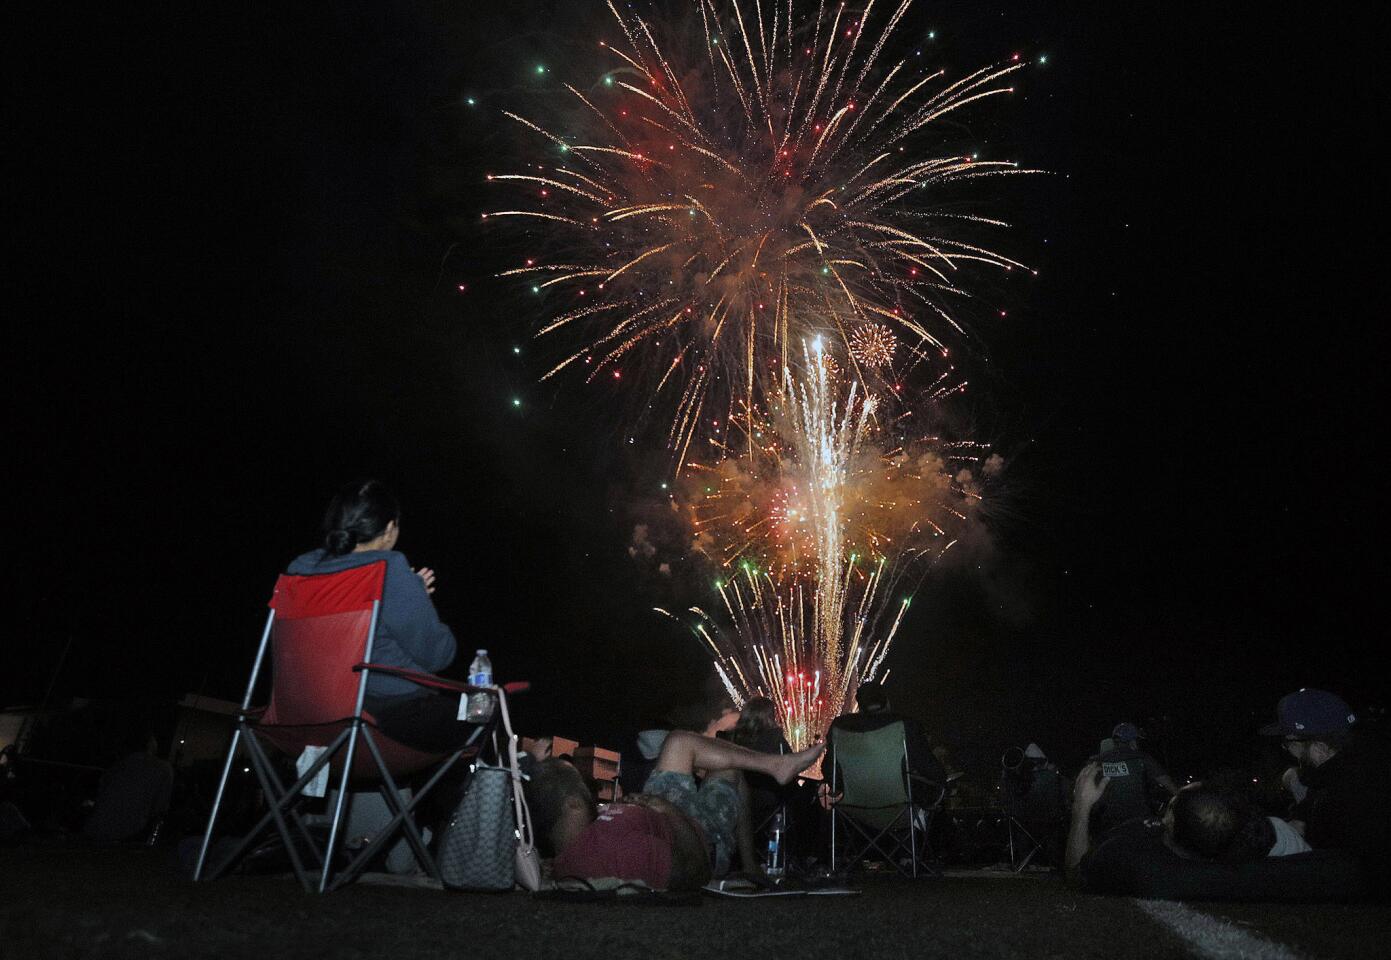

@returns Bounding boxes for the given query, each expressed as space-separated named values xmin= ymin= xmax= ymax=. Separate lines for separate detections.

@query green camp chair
xmin=828 ymin=721 xmax=943 ymax=877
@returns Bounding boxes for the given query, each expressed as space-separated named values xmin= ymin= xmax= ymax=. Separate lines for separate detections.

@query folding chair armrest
xmin=908 ymin=773 xmax=948 ymax=807
xmin=353 ymin=663 xmax=481 ymax=694
xmin=353 ymin=663 xmax=530 ymax=697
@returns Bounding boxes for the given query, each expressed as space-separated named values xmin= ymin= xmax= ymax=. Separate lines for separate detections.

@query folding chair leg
xmin=353 ymin=731 xmax=435 ymax=882
xmin=246 ymin=737 xmax=325 ymax=870
xmin=320 ymin=719 xmax=362 ymax=893
xmin=201 ymin=727 xmax=350 ymax=886
xmin=379 ymin=783 xmax=430 ymax=866
xmin=331 ymin=722 xmax=484 ymax=890
xmin=330 ymin=731 xmax=445 ymax=891
xmin=199 ymin=731 xmax=321 ymax=887
xmin=837 ymin=807 xmax=932 ymax=879
xmin=830 ymin=809 xmax=838 ymax=873
xmin=194 ymin=725 xmax=243 ymax=882
xmin=909 ymin=806 xmax=919 ymax=878
xmin=325 ymin=782 xmax=434 ymax=892
xmin=1009 ymin=817 xmax=1042 ymax=872
xmin=244 ymin=733 xmax=313 ymax=891
xmin=913 ymin=808 xmax=941 ymax=878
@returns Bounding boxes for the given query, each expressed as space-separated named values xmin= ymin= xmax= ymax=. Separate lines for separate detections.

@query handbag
xmin=499 ymin=689 xmax=543 ymax=891
xmin=438 ymin=685 xmax=541 ymax=891
xmin=439 ymin=764 xmax=513 ymax=890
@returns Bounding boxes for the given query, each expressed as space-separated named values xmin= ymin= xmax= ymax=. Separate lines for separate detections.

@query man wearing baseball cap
xmin=1261 ymin=688 xmax=1390 ymax=898
xmin=1088 ymin=721 xmax=1178 ymax=838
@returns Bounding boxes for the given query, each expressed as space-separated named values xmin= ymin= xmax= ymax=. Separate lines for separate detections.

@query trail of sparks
xmin=487 ymin=0 xmax=1036 ymax=470
xmin=658 ymin=559 xmax=908 ymax=750
xmin=681 ymin=347 xmax=987 ymax=587
xmin=491 ymin=1 xmax=1030 ymax=746
xmin=661 ymin=340 xmax=993 ymax=747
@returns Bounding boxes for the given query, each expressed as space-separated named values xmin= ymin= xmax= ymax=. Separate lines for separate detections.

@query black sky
xmin=9 ymin=3 xmax=1385 ymax=775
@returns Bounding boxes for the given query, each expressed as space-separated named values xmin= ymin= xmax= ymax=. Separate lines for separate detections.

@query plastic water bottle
xmin=765 ymin=807 xmax=786 ymax=879
xmin=466 ymin=649 xmax=494 ymax=721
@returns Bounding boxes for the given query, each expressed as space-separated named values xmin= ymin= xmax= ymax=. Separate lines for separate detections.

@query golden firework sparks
xmin=848 ymin=321 xmax=898 ymax=368
xmin=491 ymin=2 xmax=1033 ymax=747
xmin=488 ymin=0 xmax=1038 ymax=468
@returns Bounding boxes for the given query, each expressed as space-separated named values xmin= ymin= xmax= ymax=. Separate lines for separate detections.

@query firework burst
xmin=490 ymin=1 xmax=1031 ymax=746
xmin=659 ymin=556 xmax=911 ymax=749
xmin=487 ymin=0 xmax=1036 ymax=469
xmin=848 ymin=321 xmax=897 ymax=368
xmin=682 ymin=348 xmax=985 ymax=584
xmin=660 ymin=340 xmax=980 ymax=746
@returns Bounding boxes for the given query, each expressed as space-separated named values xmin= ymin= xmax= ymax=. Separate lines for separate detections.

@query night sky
xmin=10 ymin=3 xmax=1383 ymax=777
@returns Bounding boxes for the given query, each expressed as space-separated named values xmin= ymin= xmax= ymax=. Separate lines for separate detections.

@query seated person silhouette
xmin=286 ymin=479 xmax=471 ymax=752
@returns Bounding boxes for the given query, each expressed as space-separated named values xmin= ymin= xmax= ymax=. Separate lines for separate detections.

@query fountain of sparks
xmin=661 ymin=338 xmax=923 ymax=748
xmin=486 ymin=0 xmax=1031 ymax=746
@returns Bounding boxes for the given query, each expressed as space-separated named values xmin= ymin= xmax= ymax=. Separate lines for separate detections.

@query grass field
xmin=1 ymin=845 xmax=1386 ymax=960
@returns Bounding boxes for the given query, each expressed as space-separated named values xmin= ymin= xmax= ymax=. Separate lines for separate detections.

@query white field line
xmin=1133 ymin=899 xmax=1305 ymax=960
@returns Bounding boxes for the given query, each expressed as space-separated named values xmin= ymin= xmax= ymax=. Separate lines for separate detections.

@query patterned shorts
xmin=642 ymin=770 xmax=740 ymax=875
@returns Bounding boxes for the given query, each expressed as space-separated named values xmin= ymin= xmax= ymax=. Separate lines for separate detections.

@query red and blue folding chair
xmin=193 ymin=561 xmax=527 ymax=892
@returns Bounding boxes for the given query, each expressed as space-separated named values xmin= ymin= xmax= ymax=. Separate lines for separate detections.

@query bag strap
xmin=493 ymin=686 xmax=536 ymax=850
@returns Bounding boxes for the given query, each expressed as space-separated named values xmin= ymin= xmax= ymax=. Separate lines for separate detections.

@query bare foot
xmin=774 ymin=744 xmax=825 ymax=785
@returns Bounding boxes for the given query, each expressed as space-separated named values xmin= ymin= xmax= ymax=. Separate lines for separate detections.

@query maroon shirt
xmin=553 ymin=803 xmax=673 ymax=889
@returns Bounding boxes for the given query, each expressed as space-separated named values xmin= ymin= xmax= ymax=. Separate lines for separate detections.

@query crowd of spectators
xmin=518 ymin=687 xmax=1386 ymax=901
xmin=4 ymin=480 xmax=1388 ymax=905
xmin=1064 ymin=690 xmax=1387 ymax=901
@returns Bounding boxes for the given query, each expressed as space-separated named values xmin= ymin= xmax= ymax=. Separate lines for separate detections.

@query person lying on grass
xmin=528 ymin=732 xmax=823 ymax=891
xmin=1066 ymin=762 xmax=1308 ymax=890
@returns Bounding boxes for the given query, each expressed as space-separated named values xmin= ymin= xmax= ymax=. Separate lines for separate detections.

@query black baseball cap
xmin=1259 ymin=688 xmax=1356 ymax=738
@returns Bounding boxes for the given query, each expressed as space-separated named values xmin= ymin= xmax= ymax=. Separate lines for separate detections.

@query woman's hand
xmin=414 ymin=567 xmax=437 ymax=594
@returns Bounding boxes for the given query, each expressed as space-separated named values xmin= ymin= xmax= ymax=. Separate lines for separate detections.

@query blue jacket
xmin=286 ymin=549 xmax=458 ymax=700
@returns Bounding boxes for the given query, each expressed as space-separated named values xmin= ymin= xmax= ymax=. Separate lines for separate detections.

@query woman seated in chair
xmin=721 ymin=698 xmax=794 ymax=812
xmin=287 ymin=479 xmax=470 ymax=752
xmin=722 ymin=697 xmax=816 ymax=868
xmin=724 ymin=698 xmax=790 ymax=754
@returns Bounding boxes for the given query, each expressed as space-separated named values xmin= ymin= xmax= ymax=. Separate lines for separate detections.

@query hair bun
xmin=320 ymin=479 xmax=399 ymax=557
xmin=325 ymin=528 xmax=358 ymax=555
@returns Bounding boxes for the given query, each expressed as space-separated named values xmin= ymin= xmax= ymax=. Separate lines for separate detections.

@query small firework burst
xmin=849 ymin=322 xmax=898 ymax=369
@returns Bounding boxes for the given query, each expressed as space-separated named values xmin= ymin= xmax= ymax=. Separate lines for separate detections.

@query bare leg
xmin=655 ymin=731 xmax=822 ymax=786
xmin=706 ymin=768 xmax=762 ymax=873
